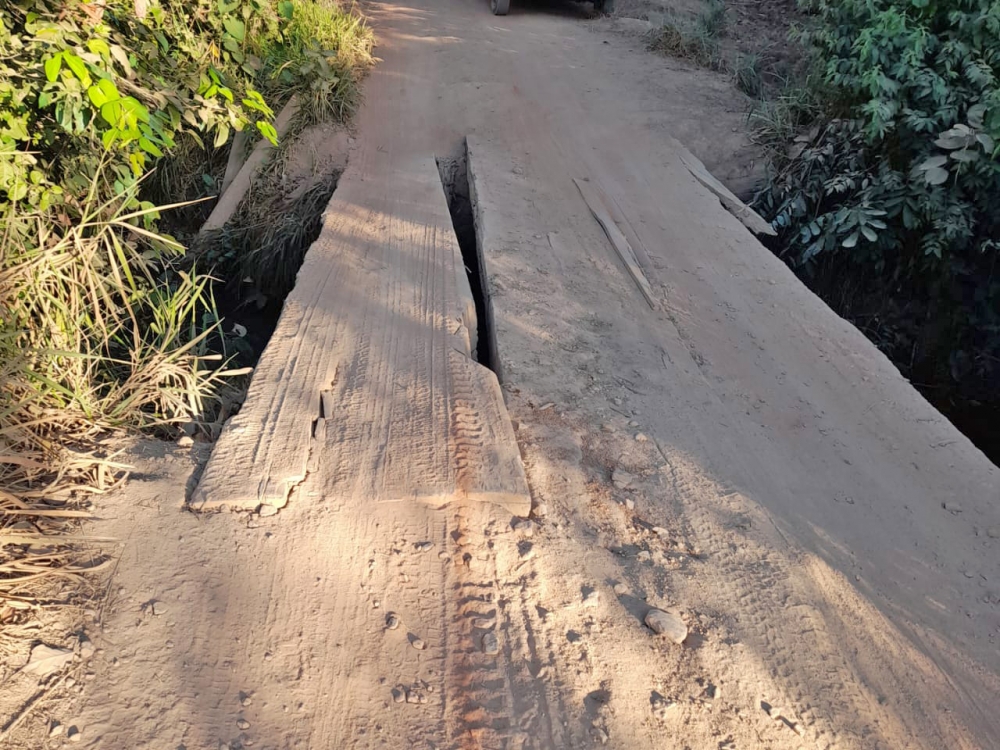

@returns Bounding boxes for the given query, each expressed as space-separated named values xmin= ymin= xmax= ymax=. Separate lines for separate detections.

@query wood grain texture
xmin=192 ymin=155 xmax=530 ymax=517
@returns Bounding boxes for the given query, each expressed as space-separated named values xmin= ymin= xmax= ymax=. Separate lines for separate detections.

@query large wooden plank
xmin=191 ymin=156 xmax=530 ymax=516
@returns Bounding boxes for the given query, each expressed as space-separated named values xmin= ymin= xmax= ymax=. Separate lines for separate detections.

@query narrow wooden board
xmin=674 ymin=143 xmax=776 ymax=237
xmin=573 ymin=177 xmax=659 ymax=310
xmin=200 ymin=96 xmax=300 ymax=234
xmin=191 ymin=156 xmax=530 ymax=517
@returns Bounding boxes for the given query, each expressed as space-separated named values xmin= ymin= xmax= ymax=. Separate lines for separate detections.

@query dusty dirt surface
xmin=4 ymin=0 xmax=999 ymax=749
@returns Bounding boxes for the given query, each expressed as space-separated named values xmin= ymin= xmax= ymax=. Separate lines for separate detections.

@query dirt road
xmin=19 ymin=1 xmax=1000 ymax=748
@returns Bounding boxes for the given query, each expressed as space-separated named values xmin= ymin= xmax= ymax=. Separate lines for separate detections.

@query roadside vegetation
xmin=644 ymin=0 xmax=1000 ymax=458
xmin=0 ymin=0 xmax=372 ymax=613
xmin=751 ymin=0 xmax=1000 ymax=453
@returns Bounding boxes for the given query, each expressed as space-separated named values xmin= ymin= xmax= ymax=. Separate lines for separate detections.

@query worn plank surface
xmin=191 ymin=155 xmax=530 ymax=516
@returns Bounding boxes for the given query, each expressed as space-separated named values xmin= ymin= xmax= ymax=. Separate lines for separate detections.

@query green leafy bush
xmin=755 ymin=0 xmax=1000 ymax=395
xmin=1 ymin=0 xmax=373 ymax=607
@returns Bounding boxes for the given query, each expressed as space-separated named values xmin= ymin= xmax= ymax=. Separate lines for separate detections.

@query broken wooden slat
xmin=191 ymin=156 xmax=530 ymax=517
xmin=574 ymin=177 xmax=659 ymax=310
xmin=675 ymin=144 xmax=776 ymax=237
xmin=200 ymin=96 xmax=300 ymax=235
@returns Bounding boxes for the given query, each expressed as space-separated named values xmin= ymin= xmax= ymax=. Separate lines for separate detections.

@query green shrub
xmin=755 ymin=0 xmax=1000 ymax=394
xmin=1 ymin=0 xmax=373 ymax=608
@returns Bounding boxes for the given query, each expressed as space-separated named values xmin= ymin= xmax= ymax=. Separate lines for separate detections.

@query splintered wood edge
xmin=674 ymin=144 xmax=776 ymax=237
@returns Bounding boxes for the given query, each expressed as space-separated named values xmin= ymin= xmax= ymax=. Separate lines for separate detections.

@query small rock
xmin=593 ymin=726 xmax=609 ymax=744
xmin=944 ymin=502 xmax=963 ymax=514
xmin=601 ymin=423 xmax=614 ymax=433
xmin=624 ymin=498 xmax=635 ymax=510
xmin=628 ymin=420 xmax=639 ymax=427
xmin=48 ymin=722 xmax=64 ymax=738
xmin=481 ymin=632 xmax=499 ymax=654
xmin=636 ymin=550 xmax=651 ymax=562
xmin=79 ymin=637 xmax=95 ymax=660
xmin=414 ymin=541 xmax=434 ymax=552
xmin=644 ymin=608 xmax=688 ymax=644
xmin=582 ymin=589 xmax=600 ymax=607
xmin=438 ymin=550 xmax=450 ymax=560
xmin=635 ymin=433 xmax=648 ymax=443
xmin=651 ymin=526 xmax=669 ymax=538
xmin=386 ymin=613 xmax=401 ymax=630
xmin=67 ymin=726 xmax=83 ymax=742
xmin=613 ymin=583 xmax=628 ymax=595
xmin=392 ymin=687 xmax=405 ymax=703
xmin=258 ymin=504 xmax=279 ymax=518
xmin=987 ymin=526 xmax=1000 ymax=539
xmin=176 ymin=435 xmax=194 ymax=448
xmin=612 ymin=469 xmax=634 ymax=489
xmin=405 ymin=689 xmax=427 ymax=704
xmin=411 ymin=636 xmax=426 ymax=650
xmin=22 ymin=644 xmax=74 ymax=677
xmin=512 ymin=518 xmax=534 ymax=537
xmin=651 ymin=692 xmax=677 ymax=717
xmin=531 ymin=502 xmax=548 ymax=518
xmin=236 ymin=719 xmax=250 ymax=730
xmin=472 ymin=616 xmax=496 ymax=629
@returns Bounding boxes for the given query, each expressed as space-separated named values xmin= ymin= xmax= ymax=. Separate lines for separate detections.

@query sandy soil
xmin=3 ymin=0 xmax=998 ymax=748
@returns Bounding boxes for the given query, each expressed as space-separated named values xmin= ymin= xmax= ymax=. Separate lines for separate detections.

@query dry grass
xmin=0 ymin=174 xmax=246 ymax=617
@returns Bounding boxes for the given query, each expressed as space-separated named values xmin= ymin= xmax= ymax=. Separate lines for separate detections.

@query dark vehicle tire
xmin=491 ymin=0 xmax=510 ymax=14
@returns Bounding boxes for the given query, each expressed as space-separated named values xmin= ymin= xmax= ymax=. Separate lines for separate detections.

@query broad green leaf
xmin=37 ymin=91 xmax=52 ymax=107
xmin=256 ymin=120 xmax=278 ymax=145
xmin=977 ymin=134 xmax=995 ymax=153
xmin=101 ymin=100 xmax=125 ymax=127
xmin=861 ymin=225 xmax=877 ymax=242
xmin=949 ymin=149 xmax=979 ymax=163
xmin=8 ymin=181 xmax=27 ymax=201
xmin=968 ymin=103 xmax=987 ymax=129
xmin=841 ymin=232 xmax=859 ymax=248
xmin=62 ymin=53 xmax=91 ymax=87
xmin=224 ymin=18 xmax=246 ymax=43
xmin=934 ymin=135 xmax=966 ymax=150
xmin=87 ymin=38 xmax=110 ymax=56
xmin=278 ymin=0 xmax=295 ymax=19
xmin=918 ymin=155 xmax=948 ymax=170
xmin=87 ymin=84 xmax=109 ymax=108
xmin=44 ymin=53 xmax=62 ymax=82
xmin=923 ymin=166 xmax=949 ymax=185
xmin=138 ymin=137 xmax=163 ymax=157
xmin=122 ymin=97 xmax=150 ymax=124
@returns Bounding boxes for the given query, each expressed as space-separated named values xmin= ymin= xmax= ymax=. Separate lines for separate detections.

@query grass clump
xmin=651 ymin=22 xmax=723 ymax=70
